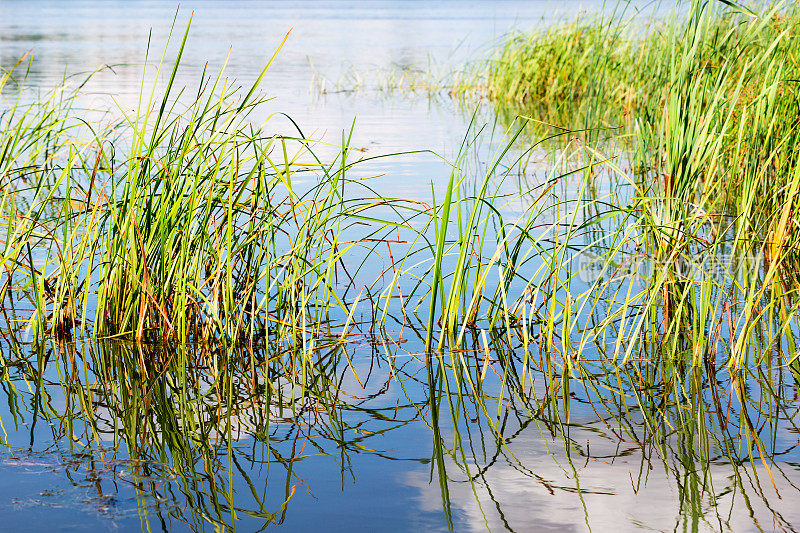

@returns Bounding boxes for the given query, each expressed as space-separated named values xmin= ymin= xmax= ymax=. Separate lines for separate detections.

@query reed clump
xmin=422 ymin=1 xmax=800 ymax=372
xmin=0 ymin=26 xmax=431 ymax=351
xmin=473 ymin=1 xmax=800 ymax=236
xmin=3 ymin=5 xmax=800 ymax=383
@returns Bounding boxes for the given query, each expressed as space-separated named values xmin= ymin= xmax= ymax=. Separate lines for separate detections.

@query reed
xmin=2 ymin=6 xmax=800 ymax=531
xmin=0 ymin=24 xmax=430 ymax=355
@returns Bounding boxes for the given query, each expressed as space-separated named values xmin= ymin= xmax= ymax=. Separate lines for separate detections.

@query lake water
xmin=2 ymin=1 xmax=799 ymax=532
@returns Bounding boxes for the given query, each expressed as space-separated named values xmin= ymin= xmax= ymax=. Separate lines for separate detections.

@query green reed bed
xmin=0 ymin=26 xmax=438 ymax=355
xmin=438 ymin=0 xmax=800 ymax=367
xmin=1 ymin=6 xmax=799 ymax=492
xmin=0 ymin=30 xmax=606 ymax=366
xmin=3 ymin=64 xmax=799 ymax=378
xmin=1 ymin=8 xmax=800 ymax=532
xmin=292 ymin=0 xmax=800 ymax=386
xmin=469 ymin=0 xmax=800 ymax=243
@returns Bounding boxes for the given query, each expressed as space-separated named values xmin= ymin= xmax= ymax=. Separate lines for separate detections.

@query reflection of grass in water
xmin=418 ymin=335 xmax=800 ymax=530
xmin=1 ymin=333 xmax=797 ymax=530
xmin=3 ymin=338 xmax=431 ymax=528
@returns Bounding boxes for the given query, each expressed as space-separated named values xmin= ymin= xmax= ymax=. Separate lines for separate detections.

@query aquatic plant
xmin=2 ymin=7 xmax=800 ymax=529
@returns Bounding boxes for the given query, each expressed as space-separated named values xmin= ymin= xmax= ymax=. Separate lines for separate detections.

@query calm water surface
xmin=2 ymin=2 xmax=799 ymax=532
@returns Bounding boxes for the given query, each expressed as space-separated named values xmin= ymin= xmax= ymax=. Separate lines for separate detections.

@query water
xmin=1 ymin=1 xmax=575 ymax=153
xmin=3 ymin=1 xmax=800 ymax=532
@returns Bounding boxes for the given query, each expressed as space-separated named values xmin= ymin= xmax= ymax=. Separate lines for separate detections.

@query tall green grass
xmin=472 ymin=1 xmax=800 ymax=234
xmin=430 ymin=1 xmax=800 ymax=373
xmin=1 ymin=2 xmax=799 ymax=453
xmin=0 ymin=24 xmax=431 ymax=354
xmin=2 ymin=7 xmax=800 ymax=532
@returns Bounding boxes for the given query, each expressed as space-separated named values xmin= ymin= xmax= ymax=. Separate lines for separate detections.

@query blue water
xmin=3 ymin=1 xmax=800 ymax=532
